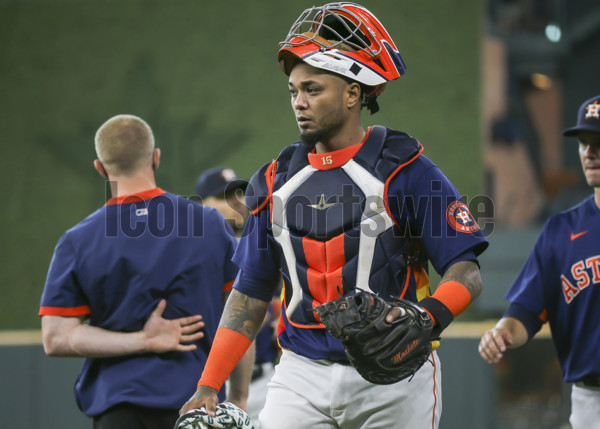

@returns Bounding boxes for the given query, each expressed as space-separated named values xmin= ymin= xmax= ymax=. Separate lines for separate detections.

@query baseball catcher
xmin=179 ymin=2 xmax=488 ymax=428
xmin=314 ymin=289 xmax=437 ymax=384
xmin=174 ymin=402 xmax=254 ymax=429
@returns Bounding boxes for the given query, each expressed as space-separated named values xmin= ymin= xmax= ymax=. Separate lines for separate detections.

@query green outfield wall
xmin=0 ymin=0 xmax=483 ymax=329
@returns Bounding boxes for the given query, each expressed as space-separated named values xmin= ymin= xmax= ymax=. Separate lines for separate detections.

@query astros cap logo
xmin=585 ymin=100 xmax=600 ymax=120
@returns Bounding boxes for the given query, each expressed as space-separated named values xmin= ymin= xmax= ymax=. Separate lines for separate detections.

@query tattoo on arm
xmin=220 ymin=289 xmax=270 ymax=340
xmin=439 ymin=260 xmax=482 ymax=300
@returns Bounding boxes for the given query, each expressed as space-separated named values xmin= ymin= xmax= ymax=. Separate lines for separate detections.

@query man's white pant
xmin=259 ymin=349 xmax=442 ymax=429
xmin=247 ymin=362 xmax=276 ymax=428
xmin=570 ymin=384 xmax=600 ymax=429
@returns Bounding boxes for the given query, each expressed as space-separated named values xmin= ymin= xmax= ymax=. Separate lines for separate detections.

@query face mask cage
xmin=280 ymin=3 xmax=382 ymax=58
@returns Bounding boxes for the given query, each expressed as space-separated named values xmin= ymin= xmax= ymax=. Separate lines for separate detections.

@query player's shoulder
xmin=550 ymin=194 xmax=594 ymax=220
xmin=64 ymin=205 xmax=108 ymax=236
xmin=377 ymin=127 xmax=424 ymax=171
xmin=246 ymin=143 xmax=300 ymax=213
xmin=381 ymin=127 xmax=420 ymax=151
xmin=543 ymin=195 xmax=595 ymax=232
xmin=372 ymin=126 xmax=441 ymax=183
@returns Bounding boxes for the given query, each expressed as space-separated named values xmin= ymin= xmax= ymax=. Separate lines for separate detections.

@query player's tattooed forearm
xmin=220 ymin=289 xmax=270 ymax=340
xmin=440 ymin=260 xmax=482 ymax=299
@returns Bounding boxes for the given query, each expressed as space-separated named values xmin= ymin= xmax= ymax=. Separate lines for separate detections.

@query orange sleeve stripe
xmin=250 ymin=160 xmax=277 ymax=216
xmin=431 ymin=281 xmax=471 ymax=317
xmin=224 ymin=280 xmax=235 ymax=293
xmin=38 ymin=305 xmax=91 ymax=317
xmin=198 ymin=327 xmax=252 ymax=391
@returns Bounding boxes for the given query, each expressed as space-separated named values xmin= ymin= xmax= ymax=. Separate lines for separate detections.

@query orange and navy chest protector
xmin=233 ymin=126 xmax=488 ymax=362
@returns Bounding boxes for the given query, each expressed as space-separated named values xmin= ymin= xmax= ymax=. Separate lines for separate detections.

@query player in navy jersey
xmin=39 ymin=115 xmax=253 ymax=429
xmin=479 ymin=95 xmax=600 ymax=429
xmin=181 ymin=4 xmax=488 ymax=428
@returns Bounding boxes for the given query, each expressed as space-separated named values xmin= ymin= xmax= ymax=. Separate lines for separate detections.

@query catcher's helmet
xmin=278 ymin=2 xmax=406 ymax=113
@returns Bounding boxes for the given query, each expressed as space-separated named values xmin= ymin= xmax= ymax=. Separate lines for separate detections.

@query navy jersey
xmin=39 ymin=188 xmax=238 ymax=416
xmin=233 ymin=127 xmax=488 ymax=361
xmin=504 ymin=195 xmax=600 ymax=382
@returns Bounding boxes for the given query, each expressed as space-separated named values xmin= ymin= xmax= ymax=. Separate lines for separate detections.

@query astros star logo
xmin=585 ymin=100 xmax=600 ymax=119
xmin=308 ymin=194 xmax=338 ymax=210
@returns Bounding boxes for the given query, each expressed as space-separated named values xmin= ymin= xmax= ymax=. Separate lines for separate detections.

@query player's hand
xmin=479 ymin=327 xmax=513 ymax=364
xmin=180 ymin=386 xmax=219 ymax=416
xmin=385 ymin=306 xmax=408 ymax=323
xmin=385 ymin=305 xmax=440 ymax=350
xmin=143 ymin=299 xmax=205 ymax=353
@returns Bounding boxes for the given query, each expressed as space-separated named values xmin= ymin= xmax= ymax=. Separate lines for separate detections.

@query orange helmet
xmin=278 ymin=2 xmax=406 ymax=112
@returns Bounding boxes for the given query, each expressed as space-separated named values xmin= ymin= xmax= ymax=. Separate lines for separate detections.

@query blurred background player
xmin=39 ymin=115 xmax=253 ymax=429
xmin=182 ymin=4 xmax=488 ymax=428
xmin=479 ymin=95 xmax=600 ymax=429
xmin=195 ymin=166 xmax=281 ymax=426
xmin=195 ymin=166 xmax=249 ymax=237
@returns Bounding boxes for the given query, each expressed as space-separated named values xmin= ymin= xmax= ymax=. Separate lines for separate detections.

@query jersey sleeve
xmin=232 ymin=208 xmax=281 ymax=301
xmin=202 ymin=206 xmax=240 ymax=291
xmin=386 ymin=156 xmax=489 ymax=275
xmin=222 ymin=224 xmax=240 ymax=292
xmin=503 ymin=224 xmax=550 ymax=338
xmin=39 ymin=233 xmax=91 ymax=317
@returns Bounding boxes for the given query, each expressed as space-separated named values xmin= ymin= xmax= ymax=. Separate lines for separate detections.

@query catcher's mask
xmin=278 ymin=2 xmax=406 ymax=114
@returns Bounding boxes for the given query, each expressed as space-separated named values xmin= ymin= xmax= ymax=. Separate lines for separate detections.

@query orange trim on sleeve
xmin=250 ymin=160 xmax=277 ymax=216
xmin=198 ymin=327 xmax=252 ymax=391
xmin=38 ymin=305 xmax=91 ymax=317
xmin=224 ymin=279 xmax=235 ymax=293
xmin=431 ymin=281 xmax=471 ymax=317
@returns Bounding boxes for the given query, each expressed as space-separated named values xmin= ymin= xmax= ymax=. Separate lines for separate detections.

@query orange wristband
xmin=432 ymin=280 xmax=471 ymax=317
xmin=198 ymin=327 xmax=252 ymax=391
xmin=420 ymin=281 xmax=471 ymax=331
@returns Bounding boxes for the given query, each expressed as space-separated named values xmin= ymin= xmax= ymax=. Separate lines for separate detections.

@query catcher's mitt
xmin=174 ymin=402 xmax=254 ymax=429
xmin=314 ymin=289 xmax=435 ymax=385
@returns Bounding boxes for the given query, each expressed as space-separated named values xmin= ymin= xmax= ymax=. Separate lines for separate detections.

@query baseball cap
xmin=562 ymin=95 xmax=600 ymax=136
xmin=195 ymin=167 xmax=248 ymax=199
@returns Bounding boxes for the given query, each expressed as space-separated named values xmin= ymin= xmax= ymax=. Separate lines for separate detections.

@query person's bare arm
xmin=479 ymin=317 xmax=529 ymax=364
xmin=438 ymin=260 xmax=482 ymax=299
xmin=222 ymin=289 xmax=257 ymax=411
xmin=180 ymin=290 xmax=269 ymax=415
xmin=42 ymin=299 xmax=204 ymax=358
xmin=386 ymin=260 xmax=482 ymax=323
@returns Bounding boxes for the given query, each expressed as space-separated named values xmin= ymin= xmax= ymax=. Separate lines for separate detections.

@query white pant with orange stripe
xmin=258 ymin=349 xmax=441 ymax=429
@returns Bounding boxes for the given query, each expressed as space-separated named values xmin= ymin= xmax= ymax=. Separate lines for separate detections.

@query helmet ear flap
xmin=361 ymin=84 xmax=386 ymax=115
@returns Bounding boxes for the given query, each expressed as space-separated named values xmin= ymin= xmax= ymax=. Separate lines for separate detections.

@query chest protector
xmin=247 ymin=126 xmax=423 ymax=327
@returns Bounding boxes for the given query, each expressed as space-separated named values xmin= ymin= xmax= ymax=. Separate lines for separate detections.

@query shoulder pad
xmin=375 ymin=128 xmax=423 ymax=180
xmin=245 ymin=144 xmax=298 ymax=214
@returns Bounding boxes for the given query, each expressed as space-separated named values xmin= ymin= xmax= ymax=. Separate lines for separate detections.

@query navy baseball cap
xmin=195 ymin=167 xmax=248 ymax=199
xmin=563 ymin=95 xmax=600 ymax=137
